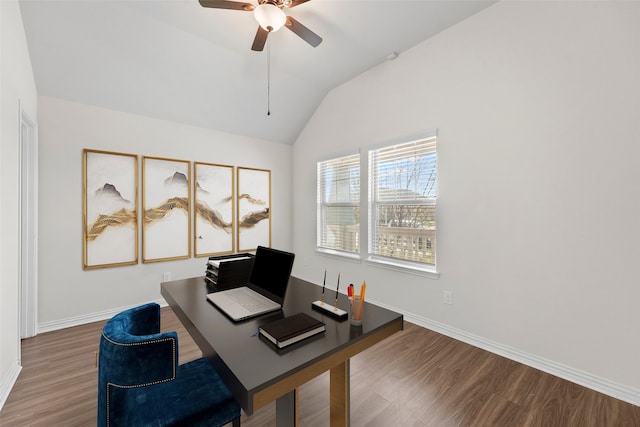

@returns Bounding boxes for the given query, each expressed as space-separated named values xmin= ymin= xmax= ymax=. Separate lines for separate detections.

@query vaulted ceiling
xmin=20 ymin=0 xmax=495 ymax=144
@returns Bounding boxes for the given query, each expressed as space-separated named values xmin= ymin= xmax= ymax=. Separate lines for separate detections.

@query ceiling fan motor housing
xmin=258 ymin=0 xmax=287 ymax=8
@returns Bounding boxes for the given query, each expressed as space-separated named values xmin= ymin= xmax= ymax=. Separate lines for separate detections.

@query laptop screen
xmin=248 ymin=246 xmax=295 ymax=304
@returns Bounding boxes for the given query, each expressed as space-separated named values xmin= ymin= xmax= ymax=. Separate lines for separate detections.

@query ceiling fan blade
xmin=287 ymin=0 xmax=311 ymax=8
xmin=198 ymin=0 xmax=254 ymax=11
xmin=251 ymin=26 xmax=269 ymax=51
xmin=285 ymin=16 xmax=322 ymax=47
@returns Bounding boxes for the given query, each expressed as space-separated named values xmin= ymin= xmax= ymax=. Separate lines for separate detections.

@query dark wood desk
xmin=161 ymin=276 xmax=403 ymax=427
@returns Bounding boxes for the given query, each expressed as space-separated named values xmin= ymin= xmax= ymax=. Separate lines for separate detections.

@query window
xmin=368 ymin=135 xmax=437 ymax=269
xmin=317 ymin=154 xmax=360 ymax=255
xmin=316 ymin=131 xmax=438 ymax=275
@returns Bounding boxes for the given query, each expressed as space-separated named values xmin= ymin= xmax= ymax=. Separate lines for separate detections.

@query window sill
xmin=315 ymin=249 xmax=439 ymax=279
xmin=365 ymin=256 xmax=440 ymax=279
xmin=316 ymin=248 xmax=362 ymax=263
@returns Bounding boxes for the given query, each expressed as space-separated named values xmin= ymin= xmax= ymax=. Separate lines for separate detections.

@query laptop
xmin=206 ymin=246 xmax=295 ymax=321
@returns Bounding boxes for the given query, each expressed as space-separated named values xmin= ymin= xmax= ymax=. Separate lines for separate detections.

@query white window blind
xmin=317 ymin=154 xmax=360 ymax=254
xmin=369 ymin=136 xmax=437 ymax=267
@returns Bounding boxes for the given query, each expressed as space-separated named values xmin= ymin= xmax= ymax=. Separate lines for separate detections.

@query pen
xmin=357 ymin=281 xmax=366 ymax=319
xmin=347 ymin=284 xmax=354 ymax=309
xmin=334 ymin=273 xmax=340 ymax=309
xmin=321 ymin=270 xmax=326 ymax=304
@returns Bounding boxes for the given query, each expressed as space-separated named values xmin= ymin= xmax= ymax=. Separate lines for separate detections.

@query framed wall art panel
xmin=194 ymin=162 xmax=234 ymax=257
xmin=237 ymin=167 xmax=271 ymax=251
xmin=83 ymin=149 xmax=138 ymax=269
xmin=142 ymin=156 xmax=191 ymax=262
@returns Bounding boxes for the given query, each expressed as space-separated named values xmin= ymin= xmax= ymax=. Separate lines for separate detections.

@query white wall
xmin=293 ymin=1 xmax=640 ymax=402
xmin=37 ymin=96 xmax=292 ymax=327
xmin=0 ymin=0 xmax=38 ymax=408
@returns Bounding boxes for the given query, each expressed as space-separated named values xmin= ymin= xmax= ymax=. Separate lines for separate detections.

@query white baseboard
xmin=0 ymin=361 xmax=22 ymax=412
xmin=37 ymin=299 xmax=168 ymax=334
xmin=375 ymin=300 xmax=640 ymax=407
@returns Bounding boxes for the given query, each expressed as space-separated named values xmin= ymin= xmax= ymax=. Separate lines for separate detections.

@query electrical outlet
xmin=163 ymin=272 xmax=171 ymax=282
xmin=443 ymin=290 xmax=453 ymax=305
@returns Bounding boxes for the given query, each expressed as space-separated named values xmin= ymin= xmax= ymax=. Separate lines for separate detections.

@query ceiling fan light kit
xmin=254 ymin=3 xmax=287 ymax=32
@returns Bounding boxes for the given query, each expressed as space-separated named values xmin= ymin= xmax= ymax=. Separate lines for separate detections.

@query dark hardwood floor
xmin=1 ymin=306 xmax=638 ymax=426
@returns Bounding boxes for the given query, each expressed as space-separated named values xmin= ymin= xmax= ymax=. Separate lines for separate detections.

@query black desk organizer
xmin=205 ymin=253 xmax=255 ymax=291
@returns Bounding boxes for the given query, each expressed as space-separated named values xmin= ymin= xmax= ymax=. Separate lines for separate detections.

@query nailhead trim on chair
xmin=102 ymin=334 xmax=177 ymax=427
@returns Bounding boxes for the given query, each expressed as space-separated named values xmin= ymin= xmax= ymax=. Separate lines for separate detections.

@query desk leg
xmin=330 ymin=359 xmax=350 ymax=427
xmin=275 ymin=388 xmax=297 ymax=427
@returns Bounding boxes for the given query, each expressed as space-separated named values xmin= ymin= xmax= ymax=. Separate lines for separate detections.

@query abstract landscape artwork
xmin=142 ymin=156 xmax=191 ymax=262
xmin=194 ymin=162 xmax=234 ymax=257
xmin=83 ymin=149 xmax=138 ymax=269
xmin=237 ymin=167 xmax=271 ymax=251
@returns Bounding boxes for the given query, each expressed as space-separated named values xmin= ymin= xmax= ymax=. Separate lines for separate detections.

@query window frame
xmin=367 ymin=130 xmax=439 ymax=277
xmin=316 ymin=152 xmax=361 ymax=258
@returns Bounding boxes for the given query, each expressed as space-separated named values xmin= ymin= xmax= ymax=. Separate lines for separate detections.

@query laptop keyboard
xmin=228 ymin=289 xmax=274 ymax=311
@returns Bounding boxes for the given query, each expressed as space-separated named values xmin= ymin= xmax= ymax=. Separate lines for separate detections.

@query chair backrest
xmin=98 ymin=303 xmax=178 ymax=427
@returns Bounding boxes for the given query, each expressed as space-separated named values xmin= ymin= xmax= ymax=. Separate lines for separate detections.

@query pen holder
xmin=349 ymin=296 xmax=364 ymax=326
xmin=311 ymin=300 xmax=348 ymax=320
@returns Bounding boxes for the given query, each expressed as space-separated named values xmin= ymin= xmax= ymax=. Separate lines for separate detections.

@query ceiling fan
xmin=199 ymin=0 xmax=323 ymax=51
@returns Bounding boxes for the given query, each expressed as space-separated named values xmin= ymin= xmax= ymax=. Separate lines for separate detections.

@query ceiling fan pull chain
xmin=267 ymin=36 xmax=271 ymax=116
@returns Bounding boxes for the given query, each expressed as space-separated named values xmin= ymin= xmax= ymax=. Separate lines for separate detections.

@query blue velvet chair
xmin=98 ymin=303 xmax=241 ymax=427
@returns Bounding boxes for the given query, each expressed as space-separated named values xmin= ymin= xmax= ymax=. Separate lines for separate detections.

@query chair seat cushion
xmin=118 ymin=357 xmax=240 ymax=427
